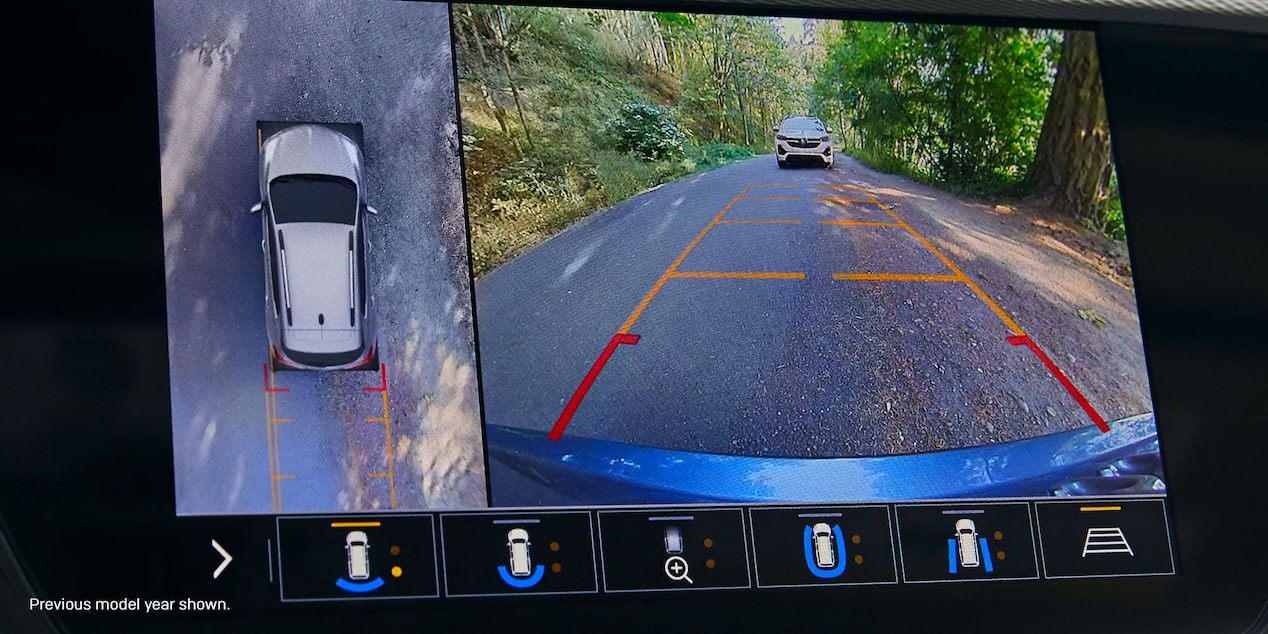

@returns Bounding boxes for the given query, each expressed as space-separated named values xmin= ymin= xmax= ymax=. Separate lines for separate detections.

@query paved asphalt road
xmin=477 ymin=154 xmax=1117 ymax=471
xmin=155 ymin=0 xmax=485 ymax=514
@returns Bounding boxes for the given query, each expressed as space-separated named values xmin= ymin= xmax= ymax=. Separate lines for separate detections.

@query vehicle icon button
xmin=895 ymin=503 xmax=1038 ymax=582
xmin=276 ymin=515 xmax=440 ymax=602
xmin=497 ymin=528 xmax=545 ymax=588
xmin=949 ymin=518 xmax=990 ymax=573
xmin=439 ymin=512 xmax=597 ymax=596
xmin=803 ymin=522 xmax=846 ymax=578
xmin=749 ymin=506 xmax=896 ymax=588
xmin=345 ymin=531 xmax=371 ymax=580
xmin=597 ymin=508 xmax=751 ymax=592
xmin=810 ymin=524 xmax=836 ymax=569
xmin=335 ymin=529 xmax=384 ymax=593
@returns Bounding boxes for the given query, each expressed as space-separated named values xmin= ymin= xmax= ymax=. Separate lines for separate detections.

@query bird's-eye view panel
xmin=155 ymin=0 xmax=487 ymax=514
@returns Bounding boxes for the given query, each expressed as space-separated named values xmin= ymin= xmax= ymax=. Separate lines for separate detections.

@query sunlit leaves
xmin=813 ymin=23 xmax=1058 ymax=195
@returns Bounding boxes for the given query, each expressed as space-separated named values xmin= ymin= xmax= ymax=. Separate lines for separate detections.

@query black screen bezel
xmin=2 ymin=2 xmax=1267 ymax=632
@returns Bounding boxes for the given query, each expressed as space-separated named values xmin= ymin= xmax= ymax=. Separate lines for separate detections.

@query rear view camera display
xmin=456 ymin=7 xmax=1160 ymax=505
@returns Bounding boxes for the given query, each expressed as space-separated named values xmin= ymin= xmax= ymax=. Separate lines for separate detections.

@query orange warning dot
xmin=391 ymin=566 xmax=403 ymax=578
xmin=705 ymin=559 xmax=716 ymax=569
xmin=551 ymin=562 xmax=562 ymax=573
xmin=854 ymin=555 xmax=863 ymax=565
xmin=994 ymin=531 xmax=1003 ymax=541
xmin=550 ymin=541 xmax=560 ymax=552
xmin=390 ymin=545 xmax=401 ymax=556
xmin=703 ymin=538 xmax=714 ymax=548
xmin=997 ymin=551 xmax=1006 ymax=561
xmin=851 ymin=534 xmax=861 ymax=544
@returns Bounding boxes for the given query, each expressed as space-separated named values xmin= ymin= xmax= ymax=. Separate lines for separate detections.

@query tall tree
xmin=1027 ymin=31 xmax=1113 ymax=221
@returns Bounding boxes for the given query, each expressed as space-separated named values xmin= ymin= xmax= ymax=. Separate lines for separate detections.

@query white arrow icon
xmin=212 ymin=540 xmax=233 ymax=579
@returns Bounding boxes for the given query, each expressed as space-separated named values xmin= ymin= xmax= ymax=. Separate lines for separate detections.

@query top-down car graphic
xmin=251 ymin=123 xmax=378 ymax=371
xmin=811 ymin=522 xmax=837 ymax=569
xmin=664 ymin=526 xmax=684 ymax=555
xmin=507 ymin=528 xmax=533 ymax=577
xmin=345 ymin=530 xmax=371 ymax=581
xmin=955 ymin=519 xmax=981 ymax=568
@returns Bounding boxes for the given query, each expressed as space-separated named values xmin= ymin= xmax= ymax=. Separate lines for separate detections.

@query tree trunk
xmin=1027 ymin=31 xmax=1113 ymax=222
xmin=464 ymin=7 xmax=515 ymax=149
xmin=492 ymin=8 xmax=535 ymax=152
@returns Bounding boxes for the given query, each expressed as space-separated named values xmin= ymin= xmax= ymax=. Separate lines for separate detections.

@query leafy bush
xmin=609 ymin=102 xmax=686 ymax=161
xmin=814 ymin=23 xmax=1057 ymax=196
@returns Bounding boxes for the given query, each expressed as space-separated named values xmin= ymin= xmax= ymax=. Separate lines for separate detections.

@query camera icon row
xmin=272 ymin=500 xmax=1173 ymax=600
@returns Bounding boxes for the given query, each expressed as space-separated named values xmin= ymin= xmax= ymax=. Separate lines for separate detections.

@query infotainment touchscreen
xmin=153 ymin=0 xmax=1171 ymax=596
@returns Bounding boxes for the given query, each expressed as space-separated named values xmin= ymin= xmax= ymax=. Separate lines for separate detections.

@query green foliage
xmin=469 ymin=147 xmax=694 ymax=275
xmin=814 ymin=23 xmax=1058 ymax=196
xmin=457 ymin=7 xmax=1109 ymax=273
xmin=684 ymin=143 xmax=754 ymax=170
xmin=674 ymin=14 xmax=808 ymax=147
xmin=455 ymin=5 xmax=810 ymax=274
xmin=609 ymin=102 xmax=687 ymax=160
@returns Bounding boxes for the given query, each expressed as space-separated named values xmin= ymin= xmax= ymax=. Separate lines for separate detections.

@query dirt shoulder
xmin=836 ymin=155 xmax=1155 ymax=424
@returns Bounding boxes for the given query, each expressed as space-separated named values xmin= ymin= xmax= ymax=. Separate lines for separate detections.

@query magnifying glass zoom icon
xmin=664 ymin=556 xmax=693 ymax=584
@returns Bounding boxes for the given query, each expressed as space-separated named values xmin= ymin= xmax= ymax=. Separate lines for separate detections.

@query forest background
xmin=453 ymin=7 xmax=1118 ymax=275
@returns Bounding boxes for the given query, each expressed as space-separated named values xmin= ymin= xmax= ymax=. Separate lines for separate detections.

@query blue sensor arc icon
xmin=498 ymin=565 xmax=545 ymax=588
xmin=803 ymin=524 xmax=847 ymax=578
xmin=335 ymin=576 xmax=385 ymax=593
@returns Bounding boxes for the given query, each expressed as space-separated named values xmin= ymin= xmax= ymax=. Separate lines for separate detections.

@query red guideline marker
xmin=1007 ymin=335 xmax=1109 ymax=433
xmin=549 ymin=333 xmax=641 ymax=441
xmin=363 ymin=365 xmax=387 ymax=392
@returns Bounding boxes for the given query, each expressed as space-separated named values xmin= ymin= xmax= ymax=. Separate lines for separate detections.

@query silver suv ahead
xmin=251 ymin=123 xmax=378 ymax=371
xmin=774 ymin=116 xmax=833 ymax=168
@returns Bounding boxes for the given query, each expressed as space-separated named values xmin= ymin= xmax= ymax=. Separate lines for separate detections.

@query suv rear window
xmin=270 ymin=175 xmax=357 ymax=224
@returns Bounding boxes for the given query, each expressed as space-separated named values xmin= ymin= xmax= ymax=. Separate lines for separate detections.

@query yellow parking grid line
xmin=361 ymin=365 xmax=398 ymax=509
xmin=1079 ymin=506 xmax=1122 ymax=512
xmin=859 ymin=187 xmax=1026 ymax=336
xmin=273 ymin=474 xmax=295 ymax=480
xmin=820 ymin=220 xmax=903 ymax=227
xmin=833 ymin=273 xmax=967 ymax=282
xmin=264 ymin=393 xmax=276 ymax=512
xmin=331 ymin=521 xmax=382 ymax=528
xmin=814 ymin=197 xmax=878 ymax=203
xmin=271 ymin=406 xmax=282 ymax=510
xmin=718 ymin=219 xmax=803 ymax=224
xmin=671 ymin=271 xmax=807 ymax=279
xmin=738 ymin=196 xmax=803 ymax=201
xmin=811 ymin=184 xmax=872 ymax=191
xmin=617 ymin=185 xmax=755 ymax=334
xmin=265 ymin=364 xmax=284 ymax=512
